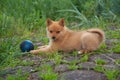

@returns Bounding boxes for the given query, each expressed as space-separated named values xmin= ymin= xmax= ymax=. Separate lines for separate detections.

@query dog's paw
xmin=78 ymin=51 xmax=83 ymax=54
xmin=78 ymin=50 xmax=90 ymax=54
xmin=30 ymin=50 xmax=39 ymax=54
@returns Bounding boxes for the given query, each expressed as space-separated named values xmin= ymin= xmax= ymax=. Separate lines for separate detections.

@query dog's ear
xmin=47 ymin=18 xmax=52 ymax=27
xmin=59 ymin=18 xmax=64 ymax=27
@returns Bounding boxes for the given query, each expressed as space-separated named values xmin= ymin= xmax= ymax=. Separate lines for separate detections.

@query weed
xmin=53 ymin=53 xmax=62 ymax=65
xmin=0 ymin=77 xmax=4 ymax=80
xmin=95 ymin=59 xmax=106 ymax=65
xmin=39 ymin=64 xmax=58 ymax=80
xmin=68 ymin=59 xmax=79 ymax=70
xmin=68 ymin=65 xmax=78 ymax=70
xmin=115 ymin=59 xmax=120 ymax=64
xmin=104 ymin=70 xmax=120 ymax=80
xmin=20 ymin=60 xmax=34 ymax=66
xmin=6 ymin=69 xmax=29 ymax=80
xmin=94 ymin=65 xmax=105 ymax=72
xmin=100 ymin=43 xmax=107 ymax=49
xmin=94 ymin=65 xmax=120 ymax=80
xmin=112 ymin=42 xmax=120 ymax=53
xmin=80 ymin=54 xmax=89 ymax=62
xmin=106 ymin=30 xmax=120 ymax=39
xmin=0 ymin=56 xmax=20 ymax=69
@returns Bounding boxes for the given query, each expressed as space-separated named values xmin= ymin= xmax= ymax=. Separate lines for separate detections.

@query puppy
xmin=30 ymin=18 xmax=105 ymax=54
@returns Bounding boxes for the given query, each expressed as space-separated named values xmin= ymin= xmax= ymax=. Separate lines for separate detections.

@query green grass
xmin=80 ymin=54 xmax=89 ymax=62
xmin=20 ymin=60 xmax=34 ymax=66
xmin=39 ymin=52 xmax=62 ymax=65
xmin=39 ymin=64 xmax=58 ymax=80
xmin=112 ymin=42 xmax=120 ymax=53
xmin=95 ymin=59 xmax=106 ymax=65
xmin=6 ymin=69 xmax=29 ymax=80
xmin=115 ymin=59 xmax=120 ymax=64
xmin=106 ymin=30 xmax=120 ymax=39
xmin=104 ymin=70 xmax=120 ymax=80
xmin=0 ymin=0 xmax=120 ymax=79
xmin=68 ymin=65 xmax=78 ymax=70
xmin=94 ymin=65 xmax=120 ymax=80
xmin=94 ymin=65 xmax=105 ymax=72
xmin=68 ymin=59 xmax=78 ymax=70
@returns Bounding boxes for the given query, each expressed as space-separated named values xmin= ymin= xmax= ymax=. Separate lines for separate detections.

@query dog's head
xmin=46 ymin=18 xmax=65 ymax=41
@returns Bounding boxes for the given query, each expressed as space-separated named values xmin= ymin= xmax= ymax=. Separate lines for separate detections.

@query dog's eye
xmin=50 ymin=31 xmax=53 ymax=33
xmin=56 ymin=31 xmax=60 ymax=34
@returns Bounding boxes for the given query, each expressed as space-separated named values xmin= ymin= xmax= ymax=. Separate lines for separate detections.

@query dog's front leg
xmin=30 ymin=46 xmax=55 ymax=55
xmin=78 ymin=50 xmax=91 ymax=54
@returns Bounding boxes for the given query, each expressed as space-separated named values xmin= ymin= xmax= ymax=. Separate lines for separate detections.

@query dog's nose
xmin=52 ymin=37 xmax=56 ymax=39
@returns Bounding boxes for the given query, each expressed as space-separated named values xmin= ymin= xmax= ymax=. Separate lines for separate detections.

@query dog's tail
xmin=87 ymin=29 xmax=105 ymax=42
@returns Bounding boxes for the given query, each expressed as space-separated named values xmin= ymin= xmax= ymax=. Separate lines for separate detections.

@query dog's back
xmin=80 ymin=29 xmax=105 ymax=52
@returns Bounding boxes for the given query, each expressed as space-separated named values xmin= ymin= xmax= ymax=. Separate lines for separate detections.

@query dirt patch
xmin=59 ymin=70 xmax=107 ymax=80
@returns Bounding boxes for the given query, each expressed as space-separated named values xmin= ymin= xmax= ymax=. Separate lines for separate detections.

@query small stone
xmin=90 ymin=54 xmax=111 ymax=64
xmin=55 ymin=64 xmax=69 ymax=72
xmin=105 ymin=53 xmax=120 ymax=59
xmin=117 ymin=75 xmax=120 ymax=80
xmin=105 ymin=40 xmax=113 ymax=49
xmin=63 ymin=56 xmax=79 ymax=62
xmin=78 ymin=62 xmax=96 ymax=70
xmin=103 ymin=64 xmax=120 ymax=70
xmin=59 ymin=70 xmax=107 ymax=80
xmin=15 ymin=66 xmax=33 ymax=73
xmin=27 ymin=72 xmax=42 ymax=80
xmin=41 ymin=60 xmax=55 ymax=67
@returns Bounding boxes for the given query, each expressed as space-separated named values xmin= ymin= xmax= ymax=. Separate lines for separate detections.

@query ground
xmin=0 ymin=26 xmax=120 ymax=80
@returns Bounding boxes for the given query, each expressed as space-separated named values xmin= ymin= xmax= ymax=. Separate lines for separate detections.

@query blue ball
xmin=20 ymin=40 xmax=34 ymax=52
